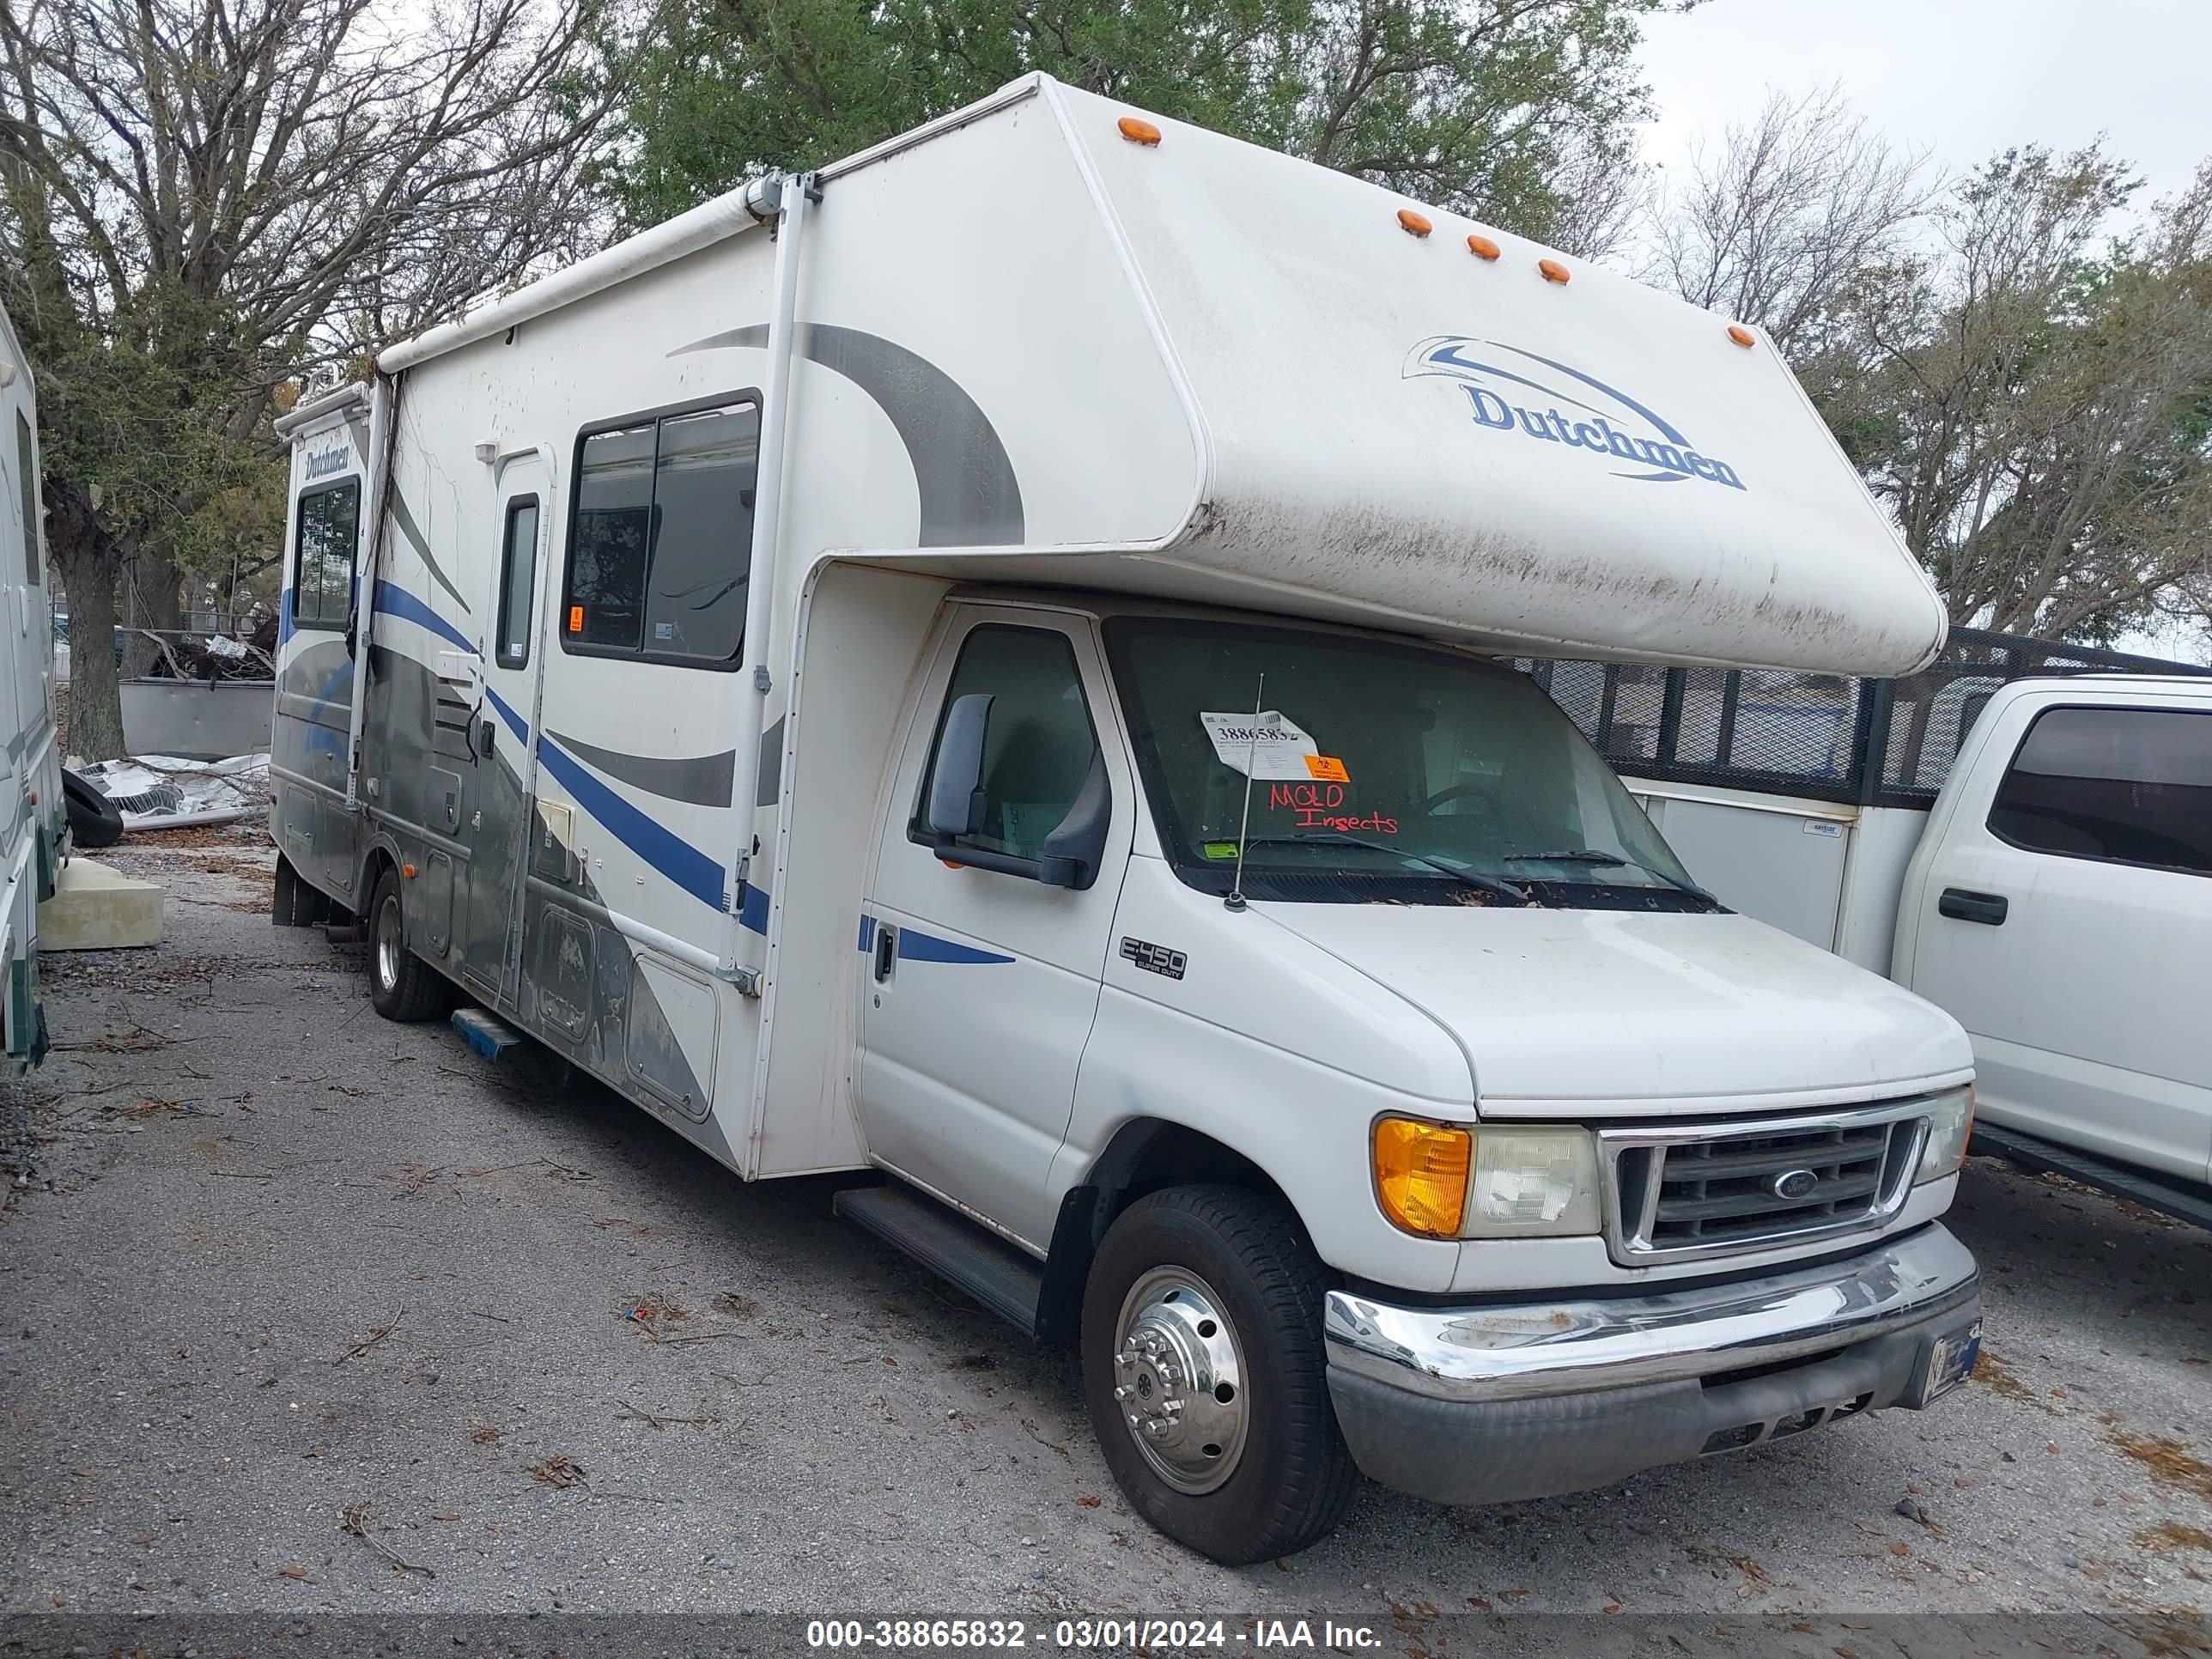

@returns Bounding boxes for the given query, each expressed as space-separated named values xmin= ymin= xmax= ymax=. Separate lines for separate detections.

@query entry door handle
xmin=1938 ymin=887 xmax=2008 ymax=926
xmin=872 ymin=922 xmax=896 ymax=982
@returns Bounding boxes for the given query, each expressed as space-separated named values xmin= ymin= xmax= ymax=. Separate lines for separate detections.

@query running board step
xmin=451 ymin=1007 xmax=525 ymax=1061
xmin=835 ymin=1184 xmax=1043 ymax=1336
xmin=1972 ymin=1121 xmax=2212 ymax=1231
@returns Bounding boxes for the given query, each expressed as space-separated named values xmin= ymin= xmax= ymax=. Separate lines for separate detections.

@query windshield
xmin=1103 ymin=618 xmax=1710 ymax=909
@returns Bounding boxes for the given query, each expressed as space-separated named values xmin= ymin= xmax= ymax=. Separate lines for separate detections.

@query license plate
xmin=1923 ymin=1322 xmax=1983 ymax=1402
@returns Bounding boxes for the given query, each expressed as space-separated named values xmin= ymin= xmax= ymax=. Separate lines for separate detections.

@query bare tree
xmin=0 ymin=0 xmax=629 ymax=758
xmin=1817 ymin=149 xmax=2212 ymax=642
xmin=1645 ymin=84 xmax=1934 ymax=353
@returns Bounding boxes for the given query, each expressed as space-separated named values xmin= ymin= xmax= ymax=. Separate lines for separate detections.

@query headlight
xmin=1916 ymin=1085 xmax=1975 ymax=1184
xmin=1462 ymin=1127 xmax=1603 ymax=1237
xmin=1371 ymin=1118 xmax=1602 ymax=1239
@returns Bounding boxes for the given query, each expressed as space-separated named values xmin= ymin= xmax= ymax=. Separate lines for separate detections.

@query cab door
xmin=1901 ymin=692 xmax=2212 ymax=1182
xmin=458 ymin=452 xmax=553 ymax=1002
xmin=854 ymin=606 xmax=1134 ymax=1249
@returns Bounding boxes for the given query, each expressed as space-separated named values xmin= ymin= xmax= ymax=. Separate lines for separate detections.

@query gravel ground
xmin=3 ymin=830 xmax=2210 ymax=1644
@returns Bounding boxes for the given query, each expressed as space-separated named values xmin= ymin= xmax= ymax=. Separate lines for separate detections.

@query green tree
xmin=602 ymin=0 xmax=1686 ymax=256
xmin=1802 ymin=150 xmax=2212 ymax=643
xmin=1 ymin=0 xmax=627 ymax=759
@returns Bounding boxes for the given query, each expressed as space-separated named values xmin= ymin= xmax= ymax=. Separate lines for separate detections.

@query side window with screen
xmin=291 ymin=478 xmax=360 ymax=632
xmin=15 ymin=411 xmax=37 ymax=585
xmin=495 ymin=495 xmax=540 ymax=669
xmin=561 ymin=397 xmax=758 ymax=665
xmin=914 ymin=627 xmax=1103 ymax=862
xmin=1988 ymin=706 xmax=2212 ymax=876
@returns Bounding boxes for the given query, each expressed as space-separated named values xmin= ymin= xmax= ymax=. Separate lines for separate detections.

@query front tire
xmin=368 ymin=865 xmax=455 ymax=1023
xmin=1081 ymin=1185 xmax=1357 ymax=1565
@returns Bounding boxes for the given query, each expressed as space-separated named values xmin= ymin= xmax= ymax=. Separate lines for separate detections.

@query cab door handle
xmin=872 ymin=922 xmax=896 ymax=982
xmin=1938 ymin=888 xmax=2008 ymax=926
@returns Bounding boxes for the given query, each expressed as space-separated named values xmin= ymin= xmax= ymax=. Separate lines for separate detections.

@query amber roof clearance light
xmin=1728 ymin=324 xmax=1758 ymax=348
xmin=1467 ymin=234 xmax=1501 ymax=260
xmin=1537 ymin=258 xmax=1571 ymax=284
xmin=1397 ymin=208 xmax=1433 ymax=238
xmin=1117 ymin=116 xmax=1161 ymax=146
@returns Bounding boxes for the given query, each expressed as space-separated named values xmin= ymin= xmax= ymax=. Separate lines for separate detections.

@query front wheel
xmin=368 ymin=865 xmax=456 ymax=1023
xmin=1081 ymin=1185 xmax=1357 ymax=1564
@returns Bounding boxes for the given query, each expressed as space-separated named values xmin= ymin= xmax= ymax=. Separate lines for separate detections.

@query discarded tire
xmin=61 ymin=769 xmax=124 ymax=849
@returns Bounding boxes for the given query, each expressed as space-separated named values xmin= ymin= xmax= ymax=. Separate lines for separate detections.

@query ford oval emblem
xmin=1771 ymin=1168 xmax=1820 ymax=1200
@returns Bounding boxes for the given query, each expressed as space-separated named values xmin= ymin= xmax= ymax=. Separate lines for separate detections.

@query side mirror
xmin=925 ymin=693 xmax=993 ymax=839
xmin=1036 ymin=749 xmax=1110 ymax=890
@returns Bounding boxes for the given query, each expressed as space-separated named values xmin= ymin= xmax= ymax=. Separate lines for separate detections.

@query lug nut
xmin=1113 ymin=1386 xmax=1128 ymax=1401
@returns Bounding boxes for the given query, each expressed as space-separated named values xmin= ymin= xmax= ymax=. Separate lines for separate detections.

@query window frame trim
xmin=1984 ymin=700 xmax=2212 ymax=880
xmin=556 ymin=386 xmax=763 ymax=672
xmin=493 ymin=491 xmax=543 ymax=671
xmin=903 ymin=620 xmax=1107 ymax=868
xmin=289 ymin=475 xmax=362 ymax=635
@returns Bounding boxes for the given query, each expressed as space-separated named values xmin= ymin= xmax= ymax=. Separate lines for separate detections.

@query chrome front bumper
xmin=1322 ymin=1224 xmax=1981 ymax=1506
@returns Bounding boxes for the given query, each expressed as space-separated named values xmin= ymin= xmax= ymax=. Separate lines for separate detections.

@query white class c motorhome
xmin=270 ymin=76 xmax=1984 ymax=1563
xmin=0 ymin=301 xmax=64 ymax=1070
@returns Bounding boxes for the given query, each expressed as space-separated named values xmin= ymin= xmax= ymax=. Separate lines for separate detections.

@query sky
xmin=1635 ymin=0 xmax=2210 ymax=210
xmin=1633 ymin=0 xmax=2212 ymax=662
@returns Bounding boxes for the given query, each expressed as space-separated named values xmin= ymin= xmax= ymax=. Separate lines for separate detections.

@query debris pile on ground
xmin=67 ymin=753 xmax=270 ymax=833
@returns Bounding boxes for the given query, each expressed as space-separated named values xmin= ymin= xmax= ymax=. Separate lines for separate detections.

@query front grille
xmin=1602 ymin=1103 xmax=1929 ymax=1265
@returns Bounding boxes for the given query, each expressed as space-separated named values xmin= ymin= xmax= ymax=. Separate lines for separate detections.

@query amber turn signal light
xmin=1372 ymin=1116 xmax=1472 ymax=1237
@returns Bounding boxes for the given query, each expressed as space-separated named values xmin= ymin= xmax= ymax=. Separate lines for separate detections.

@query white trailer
xmin=272 ymin=76 xmax=1984 ymax=1562
xmin=1531 ymin=636 xmax=2212 ymax=1205
xmin=0 ymin=302 xmax=64 ymax=1068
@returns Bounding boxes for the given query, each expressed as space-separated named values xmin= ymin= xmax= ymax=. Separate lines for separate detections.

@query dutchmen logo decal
xmin=1406 ymin=337 xmax=1747 ymax=489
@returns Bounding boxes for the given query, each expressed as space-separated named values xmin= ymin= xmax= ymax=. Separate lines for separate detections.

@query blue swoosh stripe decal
xmin=1488 ymin=342 xmax=1693 ymax=447
xmin=1421 ymin=343 xmax=1611 ymax=423
xmin=483 ymin=684 xmax=730 ymax=913
xmin=901 ymin=929 xmax=1012 ymax=965
xmin=851 ymin=915 xmax=1013 ymax=965
xmin=374 ymin=580 xmax=477 ymax=657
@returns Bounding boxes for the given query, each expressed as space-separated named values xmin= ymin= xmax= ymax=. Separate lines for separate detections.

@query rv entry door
xmin=458 ymin=452 xmax=553 ymax=1003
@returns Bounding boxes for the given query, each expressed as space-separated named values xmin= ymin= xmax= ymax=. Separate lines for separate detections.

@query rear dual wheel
xmin=1081 ymin=1185 xmax=1357 ymax=1565
xmin=368 ymin=864 xmax=456 ymax=1023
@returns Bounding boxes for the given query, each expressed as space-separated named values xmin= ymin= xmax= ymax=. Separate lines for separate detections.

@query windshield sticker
xmin=1304 ymin=755 xmax=1349 ymax=783
xmin=1200 ymin=710 xmax=1318 ymax=780
xmin=1202 ymin=841 xmax=1239 ymax=860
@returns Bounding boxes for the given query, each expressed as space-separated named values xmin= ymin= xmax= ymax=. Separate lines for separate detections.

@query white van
xmin=270 ymin=76 xmax=1984 ymax=1562
xmin=0 ymin=301 xmax=64 ymax=1068
xmin=1557 ymin=647 xmax=2210 ymax=1192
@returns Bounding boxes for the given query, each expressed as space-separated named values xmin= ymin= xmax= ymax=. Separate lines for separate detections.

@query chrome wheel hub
xmin=1111 ymin=1267 xmax=1248 ymax=1495
xmin=375 ymin=893 xmax=401 ymax=992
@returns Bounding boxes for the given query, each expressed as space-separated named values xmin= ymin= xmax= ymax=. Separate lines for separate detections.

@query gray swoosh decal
xmin=674 ymin=323 xmax=1024 ymax=546
xmin=343 ymin=414 xmax=372 ymax=466
xmin=389 ymin=489 xmax=472 ymax=616
xmin=546 ymin=730 xmax=735 ymax=808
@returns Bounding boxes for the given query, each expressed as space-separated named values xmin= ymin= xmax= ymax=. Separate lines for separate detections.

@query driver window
xmin=915 ymin=626 xmax=1100 ymax=861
